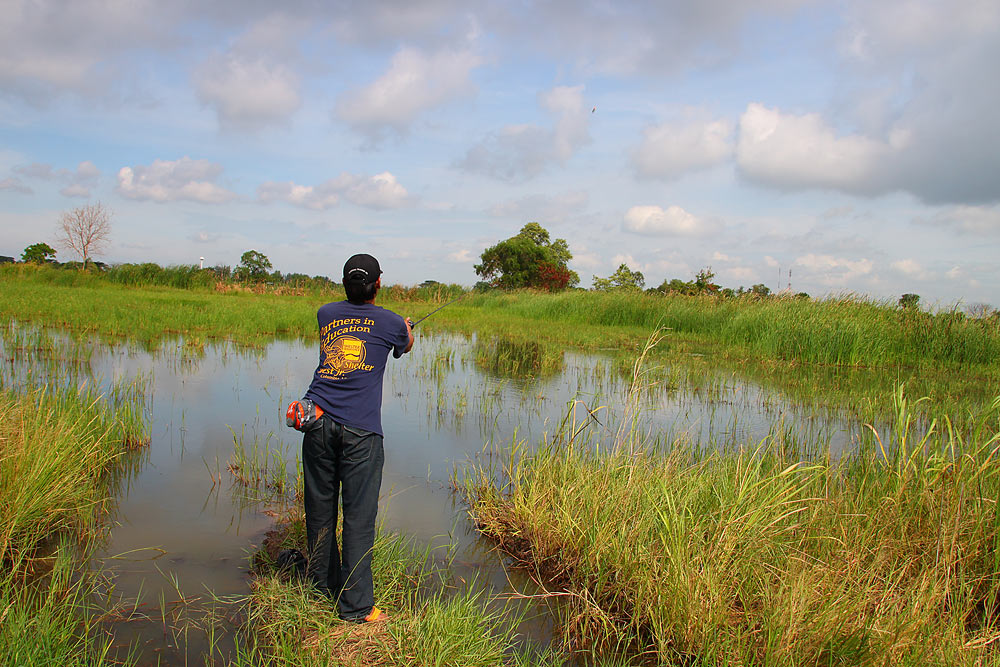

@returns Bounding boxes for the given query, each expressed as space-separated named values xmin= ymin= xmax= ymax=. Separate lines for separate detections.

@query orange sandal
xmin=362 ymin=607 xmax=388 ymax=623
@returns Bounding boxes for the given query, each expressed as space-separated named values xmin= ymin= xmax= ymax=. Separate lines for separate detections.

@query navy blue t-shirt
xmin=304 ymin=301 xmax=409 ymax=436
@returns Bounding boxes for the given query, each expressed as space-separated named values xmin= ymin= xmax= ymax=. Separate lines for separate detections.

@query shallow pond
xmin=1 ymin=324 xmax=863 ymax=663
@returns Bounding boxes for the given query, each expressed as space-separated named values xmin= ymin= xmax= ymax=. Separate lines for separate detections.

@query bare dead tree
xmin=57 ymin=202 xmax=112 ymax=269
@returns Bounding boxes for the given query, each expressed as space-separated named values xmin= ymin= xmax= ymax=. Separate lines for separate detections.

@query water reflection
xmin=1 ymin=323 xmax=862 ymax=663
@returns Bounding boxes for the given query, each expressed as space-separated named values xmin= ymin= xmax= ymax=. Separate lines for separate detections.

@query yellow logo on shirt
xmin=318 ymin=335 xmax=375 ymax=377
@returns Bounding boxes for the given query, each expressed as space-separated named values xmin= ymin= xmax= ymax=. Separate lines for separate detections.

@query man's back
xmin=305 ymin=300 xmax=409 ymax=437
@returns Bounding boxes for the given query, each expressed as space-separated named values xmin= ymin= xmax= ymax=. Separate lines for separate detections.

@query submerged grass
xmin=475 ymin=335 xmax=565 ymax=379
xmin=463 ymin=385 xmax=1000 ymax=666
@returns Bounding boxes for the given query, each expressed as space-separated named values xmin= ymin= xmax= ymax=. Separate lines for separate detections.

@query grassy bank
xmin=0 ymin=381 xmax=149 ymax=665
xmin=236 ymin=505 xmax=565 ymax=666
xmin=462 ymin=389 xmax=1000 ymax=666
xmin=4 ymin=263 xmax=998 ymax=368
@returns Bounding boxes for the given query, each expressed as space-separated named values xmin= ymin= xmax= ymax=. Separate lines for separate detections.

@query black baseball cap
xmin=343 ymin=253 xmax=382 ymax=284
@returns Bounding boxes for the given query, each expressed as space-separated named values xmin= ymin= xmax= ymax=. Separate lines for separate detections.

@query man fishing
xmin=293 ymin=253 xmax=413 ymax=623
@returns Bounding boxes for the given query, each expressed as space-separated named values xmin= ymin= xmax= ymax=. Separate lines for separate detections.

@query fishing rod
xmin=409 ymin=293 xmax=468 ymax=328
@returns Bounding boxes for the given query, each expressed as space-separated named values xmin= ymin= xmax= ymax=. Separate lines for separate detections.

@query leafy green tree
xmin=21 ymin=242 xmax=57 ymax=263
xmin=593 ymin=263 xmax=645 ymax=290
xmin=750 ymin=283 xmax=772 ymax=297
xmin=899 ymin=293 xmax=920 ymax=309
xmin=236 ymin=250 xmax=273 ymax=283
xmin=474 ymin=223 xmax=578 ymax=289
xmin=693 ymin=267 xmax=719 ymax=293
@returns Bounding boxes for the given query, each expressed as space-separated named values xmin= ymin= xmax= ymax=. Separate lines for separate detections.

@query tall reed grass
xmin=467 ymin=289 xmax=1000 ymax=368
xmin=0 ymin=378 xmax=149 ymax=664
xmin=463 ymin=387 xmax=1000 ymax=665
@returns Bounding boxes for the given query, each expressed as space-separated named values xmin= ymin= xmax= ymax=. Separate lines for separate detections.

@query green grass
xmin=6 ymin=263 xmax=998 ymax=369
xmin=0 ymin=379 xmax=149 ymax=665
xmin=237 ymin=507 xmax=564 ymax=666
xmin=461 ymin=388 xmax=1000 ymax=666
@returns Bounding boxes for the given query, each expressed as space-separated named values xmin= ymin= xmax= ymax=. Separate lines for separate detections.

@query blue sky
xmin=1 ymin=0 xmax=998 ymax=307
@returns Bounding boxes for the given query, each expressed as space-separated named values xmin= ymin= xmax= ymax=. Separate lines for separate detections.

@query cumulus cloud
xmin=632 ymin=116 xmax=733 ymax=180
xmin=257 ymin=172 xmax=410 ymax=210
xmin=736 ymin=103 xmax=897 ymax=194
xmin=117 ymin=157 xmax=236 ymax=204
xmin=459 ymin=85 xmax=591 ymax=181
xmin=336 ymin=45 xmax=481 ymax=141
xmin=739 ymin=1 xmax=1000 ymax=205
xmin=622 ymin=205 xmax=714 ymax=236
xmin=793 ymin=253 xmax=874 ymax=286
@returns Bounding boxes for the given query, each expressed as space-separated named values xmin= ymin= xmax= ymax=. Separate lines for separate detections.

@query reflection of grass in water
xmin=474 ymin=335 xmax=563 ymax=379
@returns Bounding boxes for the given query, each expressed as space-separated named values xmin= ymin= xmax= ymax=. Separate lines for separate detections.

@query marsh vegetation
xmin=0 ymin=266 xmax=997 ymax=665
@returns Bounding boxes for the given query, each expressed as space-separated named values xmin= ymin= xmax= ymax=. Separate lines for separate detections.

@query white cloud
xmin=736 ymin=103 xmax=895 ymax=194
xmin=117 ymin=157 xmax=236 ymax=204
xmin=195 ymin=56 xmax=301 ymax=131
xmin=723 ymin=266 xmax=758 ymax=282
xmin=764 ymin=255 xmax=779 ymax=268
xmin=257 ymin=181 xmax=340 ymax=210
xmin=891 ymin=259 xmax=929 ymax=280
xmin=712 ymin=251 xmax=737 ymax=262
xmin=622 ymin=205 xmax=712 ymax=236
xmin=793 ymin=253 xmax=874 ymax=286
xmin=342 ymin=172 xmax=410 ymax=209
xmin=632 ymin=116 xmax=733 ymax=180
xmin=459 ymin=85 xmax=591 ymax=181
xmin=336 ymin=46 xmax=481 ymax=140
xmin=257 ymin=172 xmax=410 ymax=211
xmin=447 ymin=249 xmax=473 ymax=263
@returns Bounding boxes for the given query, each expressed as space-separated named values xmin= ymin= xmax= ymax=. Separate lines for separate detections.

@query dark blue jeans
xmin=302 ymin=415 xmax=384 ymax=621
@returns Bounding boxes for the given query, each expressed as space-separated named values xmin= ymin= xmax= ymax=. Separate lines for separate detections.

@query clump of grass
xmin=463 ymin=387 xmax=1000 ymax=665
xmin=475 ymin=335 xmax=564 ymax=379
xmin=0 ymin=542 xmax=132 ymax=666
xmin=1 ymin=381 xmax=151 ymax=564
xmin=0 ymin=376 xmax=149 ymax=665
xmin=226 ymin=425 xmax=293 ymax=501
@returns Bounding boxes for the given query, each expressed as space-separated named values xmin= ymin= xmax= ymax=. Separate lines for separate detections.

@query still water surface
xmin=4 ymin=326 xmax=861 ymax=663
